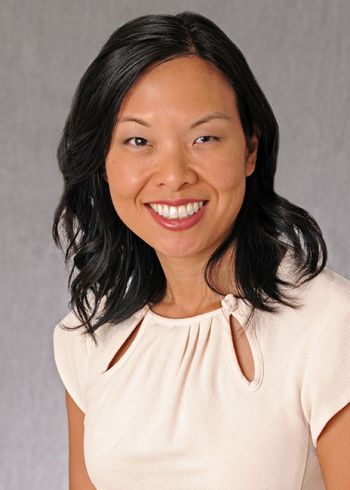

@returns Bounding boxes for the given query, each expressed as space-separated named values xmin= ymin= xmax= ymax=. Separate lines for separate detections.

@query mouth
xmin=144 ymin=200 xmax=209 ymax=231
xmin=145 ymin=199 xmax=209 ymax=221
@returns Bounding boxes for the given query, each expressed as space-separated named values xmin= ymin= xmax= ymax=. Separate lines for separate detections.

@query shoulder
xmin=277 ymin=250 xmax=350 ymax=325
xmin=296 ymin=266 xmax=350 ymax=322
xmin=307 ymin=265 xmax=350 ymax=296
xmin=53 ymin=302 xmax=144 ymax=353
xmin=297 ymin=268 xmax=350 ymax=449
xmin=52 ymin=303 xmax=143 ymax=412
xmin=264 ymin=256 xmax=350 ymax=349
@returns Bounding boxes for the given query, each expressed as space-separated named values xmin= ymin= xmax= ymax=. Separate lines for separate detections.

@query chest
xmin=105 ymin=315 xmax=255 ymax=383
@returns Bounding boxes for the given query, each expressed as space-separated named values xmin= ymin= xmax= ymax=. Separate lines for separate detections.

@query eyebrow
xmin=117 ymin=112 xmax=232 ymax=129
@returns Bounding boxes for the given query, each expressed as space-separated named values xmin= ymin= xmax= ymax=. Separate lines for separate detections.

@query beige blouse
xmin=53 ymin=257 xmax=350 ymax=489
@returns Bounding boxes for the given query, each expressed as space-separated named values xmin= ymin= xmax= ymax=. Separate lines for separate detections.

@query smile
xmin=149 ymin=201 xmax=206 ymax=219
xmin=145 ymin=201 xmax=209 ymax=231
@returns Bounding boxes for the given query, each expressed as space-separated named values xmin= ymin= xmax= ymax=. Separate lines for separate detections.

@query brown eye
xmin=124 ymin=137 xmax=148 ymax=146
xmin=195 ymin=135 xmax=220 ymax=144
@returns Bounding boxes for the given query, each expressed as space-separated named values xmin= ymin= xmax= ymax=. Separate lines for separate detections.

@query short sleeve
xmin=301 ymin=313 xmax=350 ymax=448
xmin=53 ymin=310 xmax=90 ymax=413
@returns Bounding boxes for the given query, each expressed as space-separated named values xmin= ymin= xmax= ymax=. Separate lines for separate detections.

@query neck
xmin=150 ymin=245 xmax=238 ymax=317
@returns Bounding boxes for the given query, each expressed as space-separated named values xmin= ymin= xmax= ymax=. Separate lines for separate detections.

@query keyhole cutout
xmin=229 ymin=315 xmax=255 ymax=382
xmin=105 ymin=319 xmax=143 ymax=372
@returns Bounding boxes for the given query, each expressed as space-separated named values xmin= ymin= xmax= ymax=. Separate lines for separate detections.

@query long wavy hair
xmin=52 ymin=11 xmax=327 ymax=345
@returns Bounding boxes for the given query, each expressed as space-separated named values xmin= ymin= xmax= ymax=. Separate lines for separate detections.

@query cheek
xmin=207 ymin=154 xmax=247 ymax=194
xmin=104 ymin=165 xmax=144 ymax=227
xmin=207 ymin=155 xmax=247 ymax=222
xmin=105 ymin=156 xmax=144 ymax=203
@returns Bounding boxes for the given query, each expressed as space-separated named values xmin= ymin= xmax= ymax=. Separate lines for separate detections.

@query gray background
xmin=1 ymin=0 xmax=349 ymax=488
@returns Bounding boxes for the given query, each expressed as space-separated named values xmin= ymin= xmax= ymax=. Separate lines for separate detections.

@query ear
xmin=245 ymin=133 xmax=259 ymax=177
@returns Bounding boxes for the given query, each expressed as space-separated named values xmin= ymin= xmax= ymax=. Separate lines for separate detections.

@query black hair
xmin=52 ymin=11 xmax=327 ymax=345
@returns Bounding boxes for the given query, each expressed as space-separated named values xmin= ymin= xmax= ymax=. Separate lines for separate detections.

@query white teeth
xmin=177 ymin=206 xmax=187 ymax=218
xmin=150 ymin=201 xmax=205 ymax=219
xmin=168 ymin=206 xmax=178 ymax=219
xmin=186 ymin=202 xmax=194 ymax=216
xmin=163 ymin=204 xmax=169 ymax=218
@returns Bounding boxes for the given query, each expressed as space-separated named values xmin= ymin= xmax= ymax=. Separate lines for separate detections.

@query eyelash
xmin=123 ymin=135 xmax=220 ymax=147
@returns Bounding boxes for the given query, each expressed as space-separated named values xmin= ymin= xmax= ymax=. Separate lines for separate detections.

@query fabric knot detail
xmin=221 ymin=294 xmax=239 ymax=314
xmin=134 ymin=304 xmax=150 ymax=319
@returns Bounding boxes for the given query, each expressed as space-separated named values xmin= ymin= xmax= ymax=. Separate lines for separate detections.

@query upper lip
xmin=146 ymin=199 xmax=208 ymax=206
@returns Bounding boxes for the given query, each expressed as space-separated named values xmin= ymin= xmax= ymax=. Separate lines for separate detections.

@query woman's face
xmin=105 ymin=55 xmax=258 ymax=259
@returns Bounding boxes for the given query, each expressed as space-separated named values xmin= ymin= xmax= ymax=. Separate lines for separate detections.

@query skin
xmin=104 ymin=54 xmax=258 ymax=318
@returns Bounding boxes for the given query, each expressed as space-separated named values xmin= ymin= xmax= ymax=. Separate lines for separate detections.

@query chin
xmin=154 ymin=242 xmax=207 ymax=258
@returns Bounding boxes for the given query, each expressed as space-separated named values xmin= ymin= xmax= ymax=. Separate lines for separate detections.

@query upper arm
xmin=316 ymin=402 xmax=350 ymax=489
xmin=65 ymin=389 xmax=96 ymax=490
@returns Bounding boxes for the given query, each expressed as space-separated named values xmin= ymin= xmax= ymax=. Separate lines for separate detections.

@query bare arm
xmin=65 ymin=389 xmax=96 ymax=490
xmin=317 ymin=402 xmax=350 ymax=489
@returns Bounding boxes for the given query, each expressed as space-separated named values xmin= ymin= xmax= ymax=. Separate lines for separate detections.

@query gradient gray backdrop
xmin=1 ymin=1 xmax=349 ymax=488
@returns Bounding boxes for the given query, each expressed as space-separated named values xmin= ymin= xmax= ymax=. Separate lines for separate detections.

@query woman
xmin=52 ymin=11 xmax=350 ymax=490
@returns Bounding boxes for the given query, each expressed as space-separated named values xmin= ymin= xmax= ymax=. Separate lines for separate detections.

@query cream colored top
xmin=53 ymin=258 xmax=350 ymax=490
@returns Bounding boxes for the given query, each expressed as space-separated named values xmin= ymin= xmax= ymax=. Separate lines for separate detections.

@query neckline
xmin=147 ymin=303 xmax=224 ymax=325
xmin=134 ymin=293 xmax=249 ymax=326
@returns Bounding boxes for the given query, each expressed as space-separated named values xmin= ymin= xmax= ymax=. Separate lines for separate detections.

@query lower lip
xmin=145 ymin=202 xmax=208 ymax=231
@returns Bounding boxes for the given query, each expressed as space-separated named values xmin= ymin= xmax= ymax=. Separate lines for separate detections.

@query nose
xmin=153 ymin=143 xmax=198 ymax=190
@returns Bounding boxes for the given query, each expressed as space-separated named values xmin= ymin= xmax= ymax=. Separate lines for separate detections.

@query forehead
xmin=117 ymin=55 xmax=237 ymax=118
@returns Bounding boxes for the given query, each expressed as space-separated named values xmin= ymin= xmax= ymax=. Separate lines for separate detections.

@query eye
xmin=195 ymin=135 xmax=220 ymax=144
xmin=123 ymin=137 xmax=148 ymax=147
